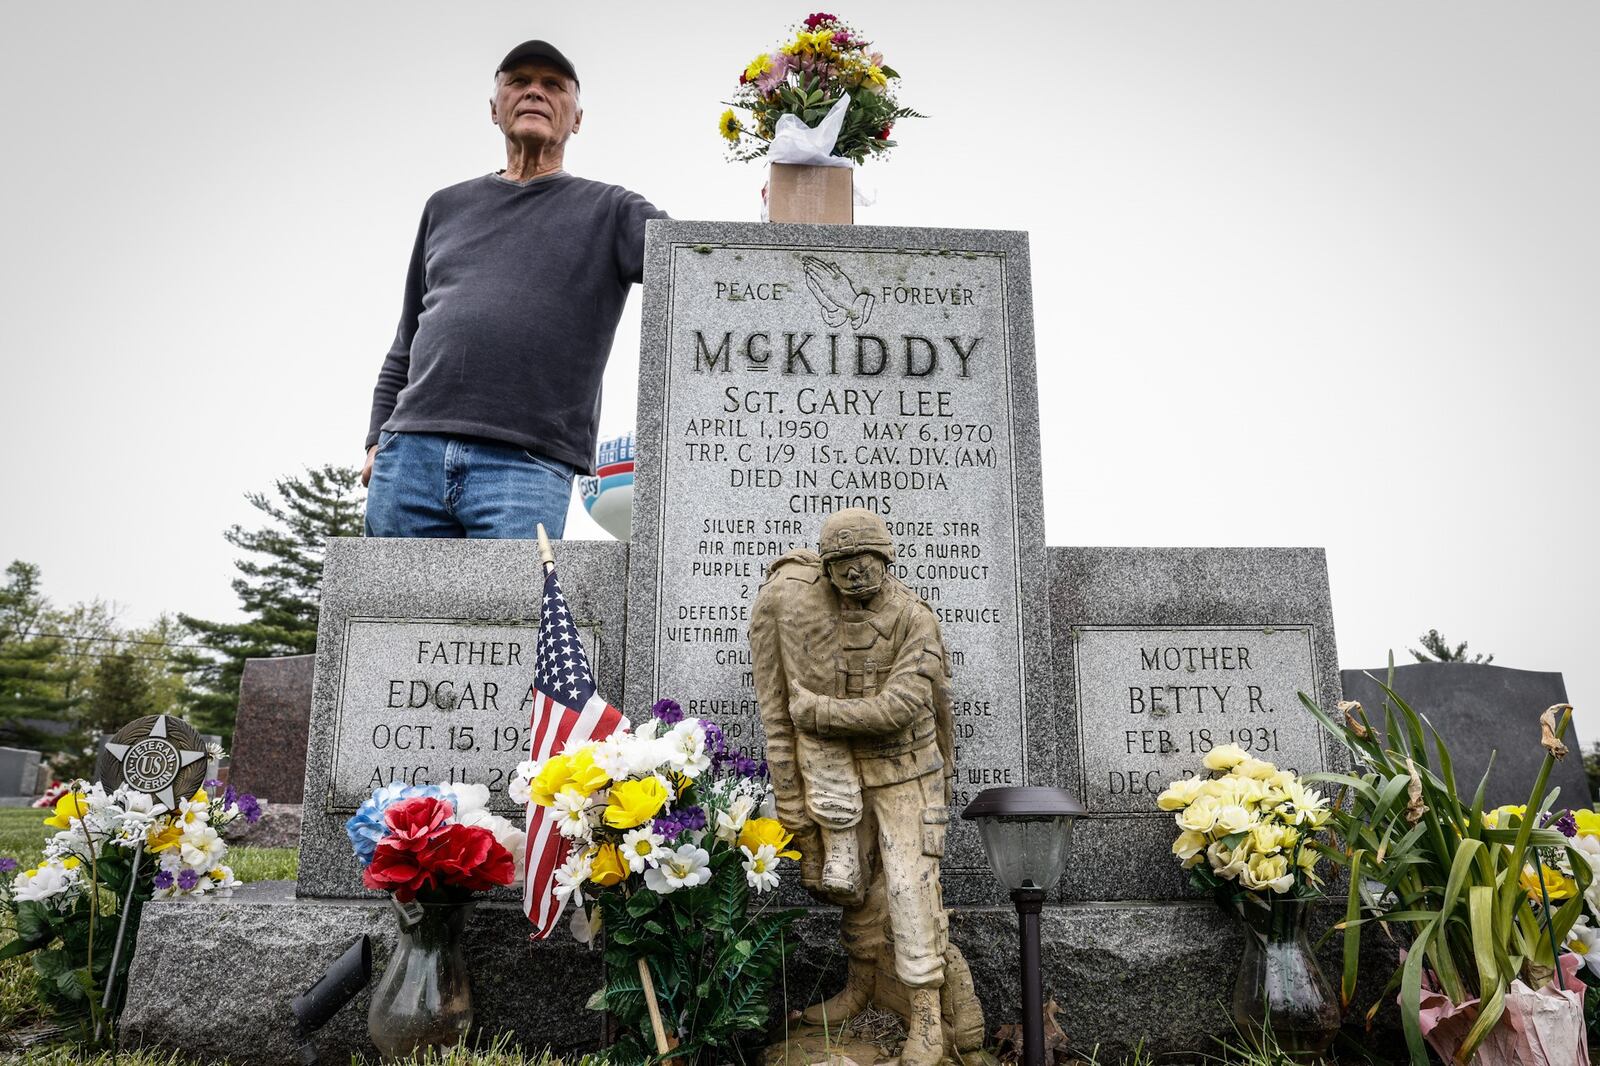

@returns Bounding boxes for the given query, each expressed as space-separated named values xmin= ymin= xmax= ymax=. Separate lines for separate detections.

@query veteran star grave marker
xmin=626 ymin=222 xmax=1055 ymax=899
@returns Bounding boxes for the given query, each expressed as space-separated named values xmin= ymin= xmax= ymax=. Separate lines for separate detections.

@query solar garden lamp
xmin=961 ymin=786 xmax=1086 ymax=1066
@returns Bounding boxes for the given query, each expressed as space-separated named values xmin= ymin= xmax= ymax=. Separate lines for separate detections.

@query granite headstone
xmin=1049 ymin=546 xmax=1349 ymax=901
xmin=0 ymin=746 xmax=41 ymax=797
xmin=626 ymin=221 xmax=1055 ymax=900
xmin=297 ymin=537 xmax=629 ymax=898
xmin=231 ymin=655 xmax=314 ymax=804
xmin=1341 ymin=661 xmax=1587 ymax=810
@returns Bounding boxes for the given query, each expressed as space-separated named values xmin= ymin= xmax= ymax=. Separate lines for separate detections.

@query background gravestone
xmin=1341 ymin=662 xmax=1588 ymax=810
xmin=0 ymin=747 xmax=42 ymax=805
xmin=298 ymin=537 xmax=629 ymax=900
xmin=626 ymin=220 xmax=1056 ymax=902
xmin=231 ymin=654 xmax=314 ymax=803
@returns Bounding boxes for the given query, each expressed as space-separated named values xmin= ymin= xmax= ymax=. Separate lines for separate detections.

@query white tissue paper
xmin=768 ymin=93 xmax=854 ymax=168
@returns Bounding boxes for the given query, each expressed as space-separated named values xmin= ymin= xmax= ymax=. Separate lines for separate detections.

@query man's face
xmin=827 ymin=553 xmax=887 ymax=603
xmin=491 ymin=62 xmax=582 ymax=146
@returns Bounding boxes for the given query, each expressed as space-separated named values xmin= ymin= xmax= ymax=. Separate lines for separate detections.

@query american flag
xmin=523 ymin=564 xmax=625 ymax=939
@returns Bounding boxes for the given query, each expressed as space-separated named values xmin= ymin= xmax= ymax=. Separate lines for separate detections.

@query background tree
xmin=177 ymin=465 xmax=364 ymax=741
xmin=1410 ymin=628 xmax=1495 ymax=664
xmin=0 ymin=561 xmax=81 ymax=750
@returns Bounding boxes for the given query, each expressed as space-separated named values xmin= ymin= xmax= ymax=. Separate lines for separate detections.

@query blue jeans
xmin=364 ymin=431 xmax=576 ymax=539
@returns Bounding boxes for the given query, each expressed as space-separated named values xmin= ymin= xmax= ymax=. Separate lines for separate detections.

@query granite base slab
xmin=118 ymin=881 xmax=603 ymax=1064
xmin=787 ymin=902 xmax=1398 ymax=1061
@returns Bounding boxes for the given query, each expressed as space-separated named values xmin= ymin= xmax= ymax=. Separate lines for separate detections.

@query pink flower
xmin=755 ymin=52 xmax=791 ymax=94
xmin=804 ymin=12 xmax=837 ymax=30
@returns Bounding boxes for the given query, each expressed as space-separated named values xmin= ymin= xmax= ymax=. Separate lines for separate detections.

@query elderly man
xmin=363 ymin=40 xmax=666 ymax=538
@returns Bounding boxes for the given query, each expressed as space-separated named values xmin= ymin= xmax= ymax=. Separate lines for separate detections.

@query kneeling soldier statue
xmin=750 ymin=508 xmax=984 ymax=1066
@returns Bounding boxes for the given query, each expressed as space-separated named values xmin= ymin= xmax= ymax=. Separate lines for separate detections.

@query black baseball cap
xmin=497 ymin=40 xmax=579 ymax=88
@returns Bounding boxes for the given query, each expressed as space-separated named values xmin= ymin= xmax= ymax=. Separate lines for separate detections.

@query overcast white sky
xmin=1 ymin=2 xmax=1595 ymax=738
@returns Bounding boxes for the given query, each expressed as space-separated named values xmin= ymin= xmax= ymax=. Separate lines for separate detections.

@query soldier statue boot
xmin=899 ymin=987 xmax=945 ymax=1066
xmin=800 ymin=958 xmax=876 ymax=1028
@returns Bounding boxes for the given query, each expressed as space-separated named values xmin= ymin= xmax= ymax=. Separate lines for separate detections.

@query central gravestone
xmin=625 ymin=222 xmax=1055 ymax=899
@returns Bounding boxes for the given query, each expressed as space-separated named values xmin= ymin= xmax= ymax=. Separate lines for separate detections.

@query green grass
xmin=0 ymin=807 xmax=298 ymax=881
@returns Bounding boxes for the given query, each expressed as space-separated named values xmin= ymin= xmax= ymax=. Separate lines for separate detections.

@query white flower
xmin=179 ymin=825 xmax=227 ymax=870
xmin=643 ymin=844 xmax=712 ymax=894
xmin=553 ymin=849 xmax=593 ymax=906
xmin=1207 ymin=841 xmax=1248 ymax=880
xmin=178 ymin=793 xmax=211 ymax=827
xmin=508 ymin=761 xmax=539 ymax=805
xmin=742 ymin=844 xmax=781 ymax=892
xmin=621 ymin=827 xmax=665 ymax=873
xmin=665 ymin=720 xmax=712 ymax=779
xmin=208 ymin=865 xmax=242 ymax=892
xmin=14 ymin=860 xmax=80 ymax=903
xmin=552 ymin=789 xmax=596 ymax=841
xmin=1215 ymin=804 xmax=1255 ymax=835
xmin=206 ymin=741 xmax=226 ymax=761
xmin=441 ymin=782 xmax=491 ymax=817
xmin=716 ymin=793 xmax=758 ymax=843
xmin=1567 ymin=917 xmax=1600 ymax=978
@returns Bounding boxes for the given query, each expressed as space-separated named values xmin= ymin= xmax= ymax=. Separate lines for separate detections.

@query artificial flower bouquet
xmin=0 ymin=779 xmax=261 ymax=1035
xmin=345 ymin=782 xmax=525 ymax=902
xmin=720 ymin=12 xmax=921 ymax=165
xmin=1160 ymin=744 xmax=1330 ymax=900
xmin=511 ymin=698 xmax=802 ymax=1065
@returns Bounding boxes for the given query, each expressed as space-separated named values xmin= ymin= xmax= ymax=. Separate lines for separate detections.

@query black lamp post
xmin=961 ymin=786 xmax=1085 ymax=1066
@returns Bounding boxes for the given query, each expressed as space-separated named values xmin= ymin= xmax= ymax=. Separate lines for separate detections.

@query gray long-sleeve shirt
xmin=366 ymin=171 xmax=666 ymax=473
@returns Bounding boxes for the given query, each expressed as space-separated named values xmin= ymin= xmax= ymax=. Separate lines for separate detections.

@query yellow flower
xmin=530 ymin=748 xmax=609 ymax=807
xmin=1484 ymin=804 xmax=1527 ymax=829
xmin=1176 ymin=796 xmax=1221 ymax=834
xmin=147 ymin=822 xmax=183 ymax=852
xmin=1575 ymin=809 xmax=1600 ymax=837
xmin=1172 ymin=830 xmax=1207 ymax=862
xmin=739 ymin=817 xmax=801 ymax=860
xmin=588 ymin=843 xmax=629 ymax=887
xmin=604 ymin=777 xmax=669 ymax=830
xmin=865 ymin=65 xmax=888 ymax=88
xmin=1157 ymin=778 xmax=1204 ymax=811
xmin=43 ymin=792 xmax=89 ymax=830
xmin=1237 ymin=758 xmax=1279 ymax=781
xmin=61 ymin=856 xmax=81 ymax=871
xmin=718 ymin=109 xmax=742 ymax=144
xmin=1250 ymin=823 xmax=1299 ymax=855
xmin=743 ymin=54 xmax=773 ymax=82
xmin=1521 ymin=864 xmax=1577 ymax=902
xmin=1202 ymin=744 xmax=1250 ymax=772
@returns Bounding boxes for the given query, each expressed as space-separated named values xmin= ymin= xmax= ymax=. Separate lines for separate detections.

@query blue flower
xmin=345 ymin=783 xmax=444 ymax=866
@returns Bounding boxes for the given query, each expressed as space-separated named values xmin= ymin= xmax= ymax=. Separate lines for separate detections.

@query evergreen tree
xmin=177 ymin=465 xmax=364 ymax=740
xmin=1410 ymin=628 xmax=1494 ymax=665
xmin=0 ymin=561 xmax=81 ymax=749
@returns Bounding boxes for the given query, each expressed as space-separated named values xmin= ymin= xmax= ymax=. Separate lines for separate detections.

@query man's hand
xmin=789 ymin=681 xmax=821 ymax=733
xmin=361 ymin=444 xmax=379 ymax=487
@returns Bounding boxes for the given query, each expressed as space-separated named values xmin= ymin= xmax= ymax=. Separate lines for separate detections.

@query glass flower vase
xmin=1230 ymin=895 xmax=1341 ymax=1060
xmin=368 ymin=898 xmax=475 ymax=1059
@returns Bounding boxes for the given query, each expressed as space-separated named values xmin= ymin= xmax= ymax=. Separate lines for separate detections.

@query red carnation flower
xmin=876 ymin=125 xmax=892 ymax=140
xmin=363 ymin=842 xmax=436 ymax=901
xmin=383 ymin=796 xmax=453 ymax=852
xmin=426 ymin=824 xmax=516 ymax=892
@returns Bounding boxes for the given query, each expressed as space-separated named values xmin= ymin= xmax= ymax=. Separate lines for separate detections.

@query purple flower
xmin=652 ymin=698 xmax=684 ymax=726
xmin=703 ymin=721 xmax=726 ymax=755
xmin=0 ymin=857 xmax=16 ymax=874
xmin=731 ymin=753 xmax=763 ymax=778
xmin=1547 ymin=810 xmax=1579 ymax=838
xmin=652 ymin=805 xmax=708 ymax=839
xmin=238 ymin=793 xmax=263 ymax=825
xmin=153 ymin=870 xmax=175 ymax=890
xmin=177 ymin=869 xmax=200 ymax=891
xmin=204 ymin=779 xmax=225 ymax=791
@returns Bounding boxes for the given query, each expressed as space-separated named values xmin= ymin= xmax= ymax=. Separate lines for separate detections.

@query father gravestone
xmin=1341 ymin=661 xmax=1587 ymax=810
xmin=297 ymin=537 xmax=628 ymax=899
xmin=625 ymin=221 xmax=1055 ymax=901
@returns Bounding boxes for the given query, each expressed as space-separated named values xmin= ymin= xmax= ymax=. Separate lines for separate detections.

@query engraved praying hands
xmin=802 ymin=256 xmax=875 ymax=330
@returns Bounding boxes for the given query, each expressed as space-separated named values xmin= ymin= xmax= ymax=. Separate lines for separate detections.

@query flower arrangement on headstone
xmin=719 ymin=12 xmax=921 ymax=223
xmin=1160 ymin=746 xmax=1341 ymax=1058
xmin=1302 ymin=688 xmax=1590 ymax=1066
xmin=511 ymin=698 xmax=802 ymax=1065
xmin=0 ymin=777 xmax=259 ymax=1041
xmin=345 ymin=782 xmax=524 ymax=1058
